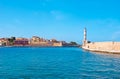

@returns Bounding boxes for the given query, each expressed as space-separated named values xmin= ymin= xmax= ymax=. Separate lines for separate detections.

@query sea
xmin=0 ymin=47 xmax=120 ymax=79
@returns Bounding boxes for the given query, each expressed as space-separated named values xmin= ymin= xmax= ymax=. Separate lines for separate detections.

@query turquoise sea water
xmin=0 ymin=47 xmax=120 ymax=79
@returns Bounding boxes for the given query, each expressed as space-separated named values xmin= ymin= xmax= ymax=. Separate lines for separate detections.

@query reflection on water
xmin=0 ymin=47 xmax=120 ymax=79
xmin=91 ymin=51 xmax=120 ymax=58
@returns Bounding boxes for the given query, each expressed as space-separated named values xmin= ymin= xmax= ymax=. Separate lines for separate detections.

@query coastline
xmin=82 ymin=47 xmax=120 ymax=54
xmin=0 ymin=45 xmax=79 ymax=48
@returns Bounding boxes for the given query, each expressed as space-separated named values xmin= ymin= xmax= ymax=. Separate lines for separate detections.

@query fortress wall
xmin=53 ymin=42 xmax=62 ymax=46
xmin=84 ymin=42 xmax=120 ymax=51
xmin=112 ymin=42 xmax=120 ymax=50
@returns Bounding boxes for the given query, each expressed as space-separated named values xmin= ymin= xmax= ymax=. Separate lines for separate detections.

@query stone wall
xmin=30 ymin=41 xmax=52 ymax=46
xmin=83 ymin=42 xmax=120 ymax=51
xmin=53 ymin=42 xmax=63 ymax=46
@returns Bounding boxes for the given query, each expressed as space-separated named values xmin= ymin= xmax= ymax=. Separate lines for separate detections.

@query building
xmin=50 ymin=39 xmax=57 ymax=42
xmin=30 ymin=36 xmax=52 ymax=46
xmin=53 ymin=42 xmax=63 ymax=47
xmin=14 ymin=38 xmax=29 ymax=46
xmin=0 ymin=36 xmax=65 ymax=47
xmin=30 ymin=36 xmax=64 ymax=46
xmin=0 ymin=38 xmax=9 ymax=46
xmin=51 ymin=39 xmax=64 ymax=46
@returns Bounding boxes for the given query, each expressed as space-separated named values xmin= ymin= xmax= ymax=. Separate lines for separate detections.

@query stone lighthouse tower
xmin=83 ymin=28 xmax=87 ymax=46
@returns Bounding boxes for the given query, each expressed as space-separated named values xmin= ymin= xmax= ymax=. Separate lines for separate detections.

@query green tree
xmin=8 ymin=37 xmax=16 ymax=45
xmin=70 ymin=41 xmax=77 ymax=45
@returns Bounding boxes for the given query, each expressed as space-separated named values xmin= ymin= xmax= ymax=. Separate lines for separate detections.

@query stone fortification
xmin=82 ymin=42 xmax=120 ymax=53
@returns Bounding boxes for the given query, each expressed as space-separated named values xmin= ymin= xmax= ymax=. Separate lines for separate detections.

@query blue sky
xmin=0 ymin=0 xmax=120 ymax=43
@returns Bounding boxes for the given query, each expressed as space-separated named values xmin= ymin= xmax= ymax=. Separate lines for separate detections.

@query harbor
xmin=0 ymin=47 xmax=120 ymax=78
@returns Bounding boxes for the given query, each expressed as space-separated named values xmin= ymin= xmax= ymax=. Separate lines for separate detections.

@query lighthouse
xmin=83 ymin=28 xmax=87 ymax=46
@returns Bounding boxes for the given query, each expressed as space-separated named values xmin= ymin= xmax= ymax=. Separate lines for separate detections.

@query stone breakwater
xmin=82 ymin=42 xmax=120 ymax=54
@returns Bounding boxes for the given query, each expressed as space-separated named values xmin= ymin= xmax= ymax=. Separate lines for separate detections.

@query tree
xmin=70 ymin=41 xmax=78 ymax=45
xmin=8 ymin=37 xmax=16 ymax=45
xmin=11 ymin=37 xmax=16 ymax=40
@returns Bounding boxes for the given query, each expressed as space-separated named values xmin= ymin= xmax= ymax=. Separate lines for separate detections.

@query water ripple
xmin=0 ymin=47 xmax=120 ymax=79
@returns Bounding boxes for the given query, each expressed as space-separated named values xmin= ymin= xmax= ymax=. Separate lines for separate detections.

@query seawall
xmin=82 ymin=42 xmax=120 ymax=54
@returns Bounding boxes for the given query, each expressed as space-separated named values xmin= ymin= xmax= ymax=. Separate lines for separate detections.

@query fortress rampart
xmin=83 ymin=42 xmax=120 ymax=53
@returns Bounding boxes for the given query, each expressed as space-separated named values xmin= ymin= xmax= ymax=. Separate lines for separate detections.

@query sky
xmin=0 ymin=0 xmax=120 ymax=43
